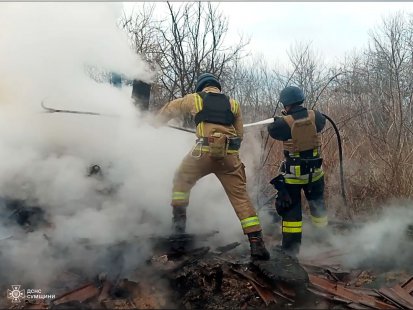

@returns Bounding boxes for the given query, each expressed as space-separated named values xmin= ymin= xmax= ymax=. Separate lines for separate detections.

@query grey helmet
xmin=195 ymin=73 xmax=221 ymax=92
xmin=279 ymin=86 xmax=305 ymax=106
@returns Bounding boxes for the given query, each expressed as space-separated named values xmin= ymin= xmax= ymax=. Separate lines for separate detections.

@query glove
xmin=270 ymin=175 xmax=292 ymax=215
xmin=275 ymin=191 xmax=292 ymax=216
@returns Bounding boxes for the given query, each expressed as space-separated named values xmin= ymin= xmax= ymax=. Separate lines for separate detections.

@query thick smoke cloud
xmin=0 ymin=3 xmax=246 ymax=287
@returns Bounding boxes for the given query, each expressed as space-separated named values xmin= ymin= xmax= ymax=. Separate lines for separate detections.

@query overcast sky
xmin=123 ymin=2 xmax=413 ymax=67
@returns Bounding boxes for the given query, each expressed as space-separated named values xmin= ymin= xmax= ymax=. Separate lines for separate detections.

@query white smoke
xmin=300 ymin=204 xmax=413 ymax=272
xmin=0 ymin=3 xmax=249 ymax=287
xmin=330 ymin=205 xmax=413 ymax=270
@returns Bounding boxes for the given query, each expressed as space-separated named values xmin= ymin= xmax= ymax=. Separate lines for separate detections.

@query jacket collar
xmin=287 ymin=105 xmax=306 ymax=115
xmin=201 ymin=86 xmax=221 ymax=93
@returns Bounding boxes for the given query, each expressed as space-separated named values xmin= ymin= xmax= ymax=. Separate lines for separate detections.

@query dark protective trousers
xmin=275 ymin=177 xmax=327 ymax=254
xmin=171 ymin=152 xmax=262 ymax=234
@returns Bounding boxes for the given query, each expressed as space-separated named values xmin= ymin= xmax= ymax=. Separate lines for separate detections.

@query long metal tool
xmin=40 ymin=101 xmax=271 ymax=132
xmin=41 ymin=101 xmax=116 ymax=116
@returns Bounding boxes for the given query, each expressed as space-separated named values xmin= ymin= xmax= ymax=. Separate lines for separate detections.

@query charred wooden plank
xmin=401 ymin=276 xmax=413 ymax=294
xmin=150 ymin=231 xmax=218 ymax=258
xmin=51 ymin=283 xmax=100 ymax=306
xmin=97 ymin=281 xmax=112 ymax=304
xmin=131 ymin=80 xmax=151 ymax=111
xmin=215 ymin=242 xmax=241 ymax=254
xmin=250 ymin=281 xmax=277 ymax=306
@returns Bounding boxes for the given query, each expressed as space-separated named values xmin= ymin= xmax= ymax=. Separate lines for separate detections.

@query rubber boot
xmin=281 ymin=236 xmax=301 ymax=258
xmin=172 ymin=206 xmax=187 ymax=234
xmin=282 ymin=244 xmax=300 ymax=259
xmin=248 ymin=231 xmax=270 ymax=260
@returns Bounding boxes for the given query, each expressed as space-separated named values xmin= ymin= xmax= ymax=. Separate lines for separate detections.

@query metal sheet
xmin=309 ymin=275 xmax=396 ymax=310
xmin=379 ymin=286 xmax=413 ymax=309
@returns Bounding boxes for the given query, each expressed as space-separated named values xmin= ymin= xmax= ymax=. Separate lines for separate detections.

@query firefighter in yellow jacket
xmin=156 ymin=73 xmax=270 ymax=260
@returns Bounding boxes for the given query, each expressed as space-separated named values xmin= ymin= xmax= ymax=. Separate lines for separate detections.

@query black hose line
xmin=322 ymin=113 xmax=352 ymax=219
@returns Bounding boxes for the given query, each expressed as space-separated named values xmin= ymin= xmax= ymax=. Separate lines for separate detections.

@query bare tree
xmin=227 ymin=56 xmax=282 ymax=123
xmin=155 ymin=2 xmax=249 ymax=101
xmin=319 ymin=12 xmax=413 ymax=212
xmin=286 ymin=42 xmax=333 ymax=109
xmin=121 ymin=2 xmax=249 ymax=114
xmin=120 ymin=3 xmax=160 ymax=68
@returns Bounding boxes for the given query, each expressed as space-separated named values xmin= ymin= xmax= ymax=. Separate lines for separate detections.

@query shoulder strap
xmin=284 ymin=110 xmax=315 ymax=128
xmin=308 ymin=110 xmax=315 ymax=122
xmin=197 ymin=91 xmax=207 ymax=100
xmin=283 ymin=115 xmax=295 ymax=128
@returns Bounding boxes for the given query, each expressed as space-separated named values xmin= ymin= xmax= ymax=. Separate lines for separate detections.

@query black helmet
xmin=195 ymin=73 xmax=221 ymax=92
xmin=279 ymin=86 xmax=305 ymax=106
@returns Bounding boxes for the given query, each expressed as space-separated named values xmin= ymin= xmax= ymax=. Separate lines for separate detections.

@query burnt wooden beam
xmin=131 ymin=80 xmax=151 ymax=111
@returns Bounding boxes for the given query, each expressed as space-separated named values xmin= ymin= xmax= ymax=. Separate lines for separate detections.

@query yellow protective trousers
xmin=171 ymin=151 xmax=262 ymax=234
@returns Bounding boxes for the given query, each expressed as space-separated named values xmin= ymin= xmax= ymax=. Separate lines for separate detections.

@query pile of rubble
xmin=2 ymin=230 xmax=413 ymax=310
xmin=1 ymin=202 xmax=413 ymax=309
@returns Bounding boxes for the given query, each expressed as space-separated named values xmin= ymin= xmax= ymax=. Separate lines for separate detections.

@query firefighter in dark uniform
xmin=267 ymin=86 xmax=327 ymax=256
xmin=156 ymin=73 xmax=270 ymax=260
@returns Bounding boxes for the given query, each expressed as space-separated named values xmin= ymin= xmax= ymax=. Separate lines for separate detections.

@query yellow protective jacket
xmin=156 ymin=86 xmax=243 ymax=140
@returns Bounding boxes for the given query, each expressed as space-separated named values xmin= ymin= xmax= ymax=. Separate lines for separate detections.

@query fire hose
xmin=321 ymin=113 xmax=349 ymax=214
